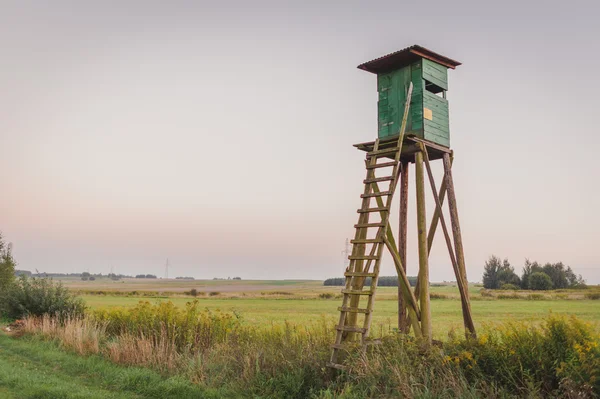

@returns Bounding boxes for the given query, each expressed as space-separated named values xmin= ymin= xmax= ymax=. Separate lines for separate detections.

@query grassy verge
xmin=0 ymin=332 xmax=227 ymax=399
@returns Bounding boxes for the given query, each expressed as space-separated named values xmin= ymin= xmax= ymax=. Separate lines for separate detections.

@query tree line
xmin=482 ymin=255 xmax=585 ymax=290
xmin=323 ymin=275 xmax=418 ymax=287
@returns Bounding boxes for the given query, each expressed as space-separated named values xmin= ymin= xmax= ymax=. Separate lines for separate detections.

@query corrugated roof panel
xmin=358 ymin=45 xmax=461 ymax=74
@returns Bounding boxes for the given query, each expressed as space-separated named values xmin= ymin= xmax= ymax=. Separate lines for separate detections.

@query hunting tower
xmin=329 ymin=45 xmax=475 ymax=370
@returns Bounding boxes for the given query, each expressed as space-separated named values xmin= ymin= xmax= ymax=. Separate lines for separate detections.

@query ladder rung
xmin=367 ymin=147 xmax=400 ymax=157
xmin=341 ymin=289 xmax=373 ymax=296
xmin=326 ymin=362 xmax=347 ymax=371
xmin=350 ymin=238 xmax=382 ymax=244
xmin=338 ymin=306 xmax=371 ymax=314
xmin=354 ymin=222 xmax=385 ymax=228
xmin=367 ymin=161 xmax=398 ymax=169
xmin=357 ymin=207 xmax=388 ymax=213
xmin=344 ymin=272 xmax=376 ymax=277
xmin=361 ymin=191 xmax=392 ymax=198
xmin=335 ymin=325 xmax=367 ymax=333
xmin=364 ymin=176 xmax=394 ymax=184
xmin=348 ymin=255 xmax=378 ymax=260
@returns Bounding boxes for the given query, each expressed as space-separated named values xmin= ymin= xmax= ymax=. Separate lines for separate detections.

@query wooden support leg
xmin=423 ymin=148 xmax=475 ymax=338
xmin=442 ymin=153 xmax=476 ymax=338
xmin=415 ymin=151 xmax=432 ymax=343
xmin=398 ymin=161 xmax=409 ymax=333
xmin=414 ymin=156 xmax=454 ymax=301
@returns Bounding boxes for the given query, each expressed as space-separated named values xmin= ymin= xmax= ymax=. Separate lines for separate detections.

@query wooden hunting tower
xmin=358 ymin=45 xmax=461 ymax=147
xmin=328 ymin=45 xmax=475 ymax=371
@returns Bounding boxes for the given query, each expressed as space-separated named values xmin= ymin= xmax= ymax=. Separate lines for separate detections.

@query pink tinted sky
xmin=0 ymin=1 xmax=599 ymax=283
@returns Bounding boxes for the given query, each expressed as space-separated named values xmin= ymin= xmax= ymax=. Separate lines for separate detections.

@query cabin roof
xmin=357 ymin=45 xmax=461 ymax=74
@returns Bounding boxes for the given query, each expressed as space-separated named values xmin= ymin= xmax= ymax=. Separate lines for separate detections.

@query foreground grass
xmin=0 ymin=332 xmax=225 ymax=399
xmin=12 ymin=301 xmax=599 ymax=398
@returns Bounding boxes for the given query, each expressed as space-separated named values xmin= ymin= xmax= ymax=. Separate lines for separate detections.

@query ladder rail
xmin=330 ymin=83 xmax=414 ymax=368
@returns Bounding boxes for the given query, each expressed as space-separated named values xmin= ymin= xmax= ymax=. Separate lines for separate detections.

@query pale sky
xmin=1 ymin=0 xmax=599 ymax=283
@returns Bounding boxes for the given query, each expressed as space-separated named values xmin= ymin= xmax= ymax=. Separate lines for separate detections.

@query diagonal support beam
xmin=442 ymin=152 xmax=476 ymax=338
xmin=422 ymin=145 xmax=476 ymax=337
xmin=371 ymin=183 xmax=422 ymax=328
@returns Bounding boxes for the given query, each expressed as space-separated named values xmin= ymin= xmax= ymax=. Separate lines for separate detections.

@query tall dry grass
xmin=23 ymin=315 xmax=103 ymax=355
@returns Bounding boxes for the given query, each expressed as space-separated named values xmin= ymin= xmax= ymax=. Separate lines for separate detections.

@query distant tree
xmin=323 ymin=276 xmax=417 ymax=287
xmin=81 ymin=272 xmax=90 ymax=281
xmin=0 ymin=233 xmax=16 ymax=292
xmin=483 ymin=256 xmax=520 ymax=289
xmin=89 ymin=276 xmax=96 ymax=281
xmin=521 ymin=260 xmax=585 ymax=289
xmin=233 ymin=277 xmax=242 ymax=280
xmin=529 ymin=272 xmax=553 ymax=290
xmin=520 ymin=259 xmax=541 ymax=289
xmin=14 ymin=270 xmax=32 ymax=277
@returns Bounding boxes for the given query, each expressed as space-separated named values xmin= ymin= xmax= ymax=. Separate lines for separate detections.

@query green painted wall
xmin=376 ymin=59 xmax=451 ymax=147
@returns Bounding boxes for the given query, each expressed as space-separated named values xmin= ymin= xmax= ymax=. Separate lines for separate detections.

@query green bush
xmin=0 ymin=233 xmax=16 ymax=294
xmin=2 ymin=275 xmax=85 ymax=321
xmin=585 ymin=292 xmax=600 ymax=300
xmin=500 ymin=283 xmax=520 ymax=290
xmin=529 ymin=272 xmax=553 ymax=290
xmin=318 ymin=293 xmax=334 ymax=299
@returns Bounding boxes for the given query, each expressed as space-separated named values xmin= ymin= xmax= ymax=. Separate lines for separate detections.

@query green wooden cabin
xmin=358 ymin=45 xmax=461 ymax=148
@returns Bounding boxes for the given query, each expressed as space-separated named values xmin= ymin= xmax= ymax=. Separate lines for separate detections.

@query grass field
xmin=80 ymin=294 xmax=600 ymax=340
xmin=59 ymin=279 xmax=600 ymax=340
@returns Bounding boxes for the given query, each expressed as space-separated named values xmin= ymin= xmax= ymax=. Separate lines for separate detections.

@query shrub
xmin=529 ymin=272 xmax=553 ymax=290
xmin=479 ymin=289 xmax=494 ymax=297
xmin=92 ymin=300 xmax=242 ymax=353
xmin=585 ymin=292 xmax=600 ymax=300
xmin=208 ymin=291 xmax=220 ymax=297
xmin=318 ymin=293 xmax=334 ymax=299
xmin=0 ymin=233 xmax=16 ymax=294
xmin=3 ymin=275 xmax=85 ymax=321
xmin=497 ymin=293 xmax=520 ymax=299
xmin=500 ymin=283 xmax=520 ymax=290
xmin=448 ymin=315 xmax=600 ymax=396
xmin=429 ymin=293 xmax=448 ymax=299
xmin=526 ymin=293 xmax=546 ymax=300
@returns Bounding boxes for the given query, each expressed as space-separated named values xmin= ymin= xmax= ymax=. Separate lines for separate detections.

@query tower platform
xmin=353 ymin=135 xmax=451 ymax=163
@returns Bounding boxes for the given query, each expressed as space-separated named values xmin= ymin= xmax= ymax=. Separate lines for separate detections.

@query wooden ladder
xmin=328 ymin=83 xmax=413 ymax=371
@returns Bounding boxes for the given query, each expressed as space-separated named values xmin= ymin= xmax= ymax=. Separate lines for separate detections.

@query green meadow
xmin=70 ymin=281 xmax=600 ymax=340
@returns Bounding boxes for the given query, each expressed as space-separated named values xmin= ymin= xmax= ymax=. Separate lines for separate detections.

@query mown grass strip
xmin=0 ymin=333 xmax=229 ymax=399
